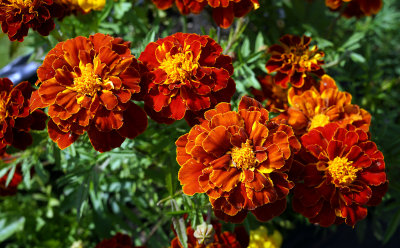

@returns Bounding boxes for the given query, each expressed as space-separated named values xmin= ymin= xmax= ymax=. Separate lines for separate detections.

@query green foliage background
xmin=1 ymin=0 xmax=400 ymax=247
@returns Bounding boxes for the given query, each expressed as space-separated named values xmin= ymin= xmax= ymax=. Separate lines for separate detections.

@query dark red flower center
xmin=159 ymin=50 xmax=199 ymax=84
xmin=327 ymin=156 xmax=360 ymax=187
xmin=230 ymin=140 xmax=256 ymax=170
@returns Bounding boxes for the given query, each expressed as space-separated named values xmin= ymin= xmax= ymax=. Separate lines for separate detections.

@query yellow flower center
xmin=309 ymin=113 xmax=330 ymax=130
xmin=158 ymin=50 xmax=199 ymax=84
xmin=287 ymin=45 xmax=322 ymax=71
xmin=231 ymin=140 xmax=257 ymax=170
xmin=327 ymin=157 xmax=359 ymax=186
xmin=70 ymin=63 xmax=103 ymax=96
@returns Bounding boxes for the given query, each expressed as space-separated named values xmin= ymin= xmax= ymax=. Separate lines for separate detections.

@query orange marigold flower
xmin=325 ymin=0 xmax=383 ymax=18
xmin=31 ymin=33 xmax=148 ymax=152
xmin=152 ymin=0 xmax=207 ymax=15
xmin=292 ymin=123 xmax=388 ymax=227
xmin=0 ymin=0 xmax=65 ymax=41
xmin=266 ymin=34 xmax=325 ymax=89
xmin=277 ymin=75 xmax=371 ymax=136
xmin=138 ymin=32 xmax=235 ymax=125
xmin=170 ymin=220 xmax=248 ymax=248
xmin=251 ymin=75 xmax=289 ymax=113
xmin=0 ymin=154 xmax=23 ymax=196
xmin=205 ymin=0 xmax=259 ymax=28
xmin=176 ymin=96 xmax=300 ymax=223
xmin=95 ymin=233 xmax=145 ymax=248
xmin=0 ymin=78 xmax=47 ymax=155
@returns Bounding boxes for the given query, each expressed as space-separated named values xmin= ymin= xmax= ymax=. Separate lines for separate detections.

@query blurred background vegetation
xmin=0 ymin=0 xmax=400 ymax=247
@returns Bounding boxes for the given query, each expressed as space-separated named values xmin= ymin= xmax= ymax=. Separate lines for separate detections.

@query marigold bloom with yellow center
xmin=30 ymin=33 xmax=148 ymax=152
xmin=251 ymin=75 xmax=289 ymax=113
xmin=138 ymin=32 xmax=235 ymax=125
xmin=325 ymin=0 xmax=383 ymax=18
xmin=249 ymin=226 xmax=282 ymax=248
xmin=277 ymin=74 xmax=371 ymax=136
xmin=0 ymin=78 xmax=47 ymax=155
xmin=292 ymin=123 xmax=388 ymax=227
xmin=176 ymin=96 xmax=301 ymax=223
xmin=266 ymin=34 xmax=325 ymax=89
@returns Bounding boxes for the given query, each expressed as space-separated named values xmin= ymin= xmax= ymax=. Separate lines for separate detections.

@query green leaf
xmin=350 ymin=53 xmax=366 ymax=63
xmin=5 ymin=165 xmax=16 ymax=187
xmin=171 ymin=199 xmax=188 ymax=248
xmin=114 ymin=2 xmax=132 ymax=19
xmin=0 ymin=217 xmax=25 ymax=242
xmin=340 ymin=32 xmax=365 ymax=51
xmin=240 ymin=38 xmax=251 ymax=58
xmin=255 ymin=32 xmax=264 ymax=52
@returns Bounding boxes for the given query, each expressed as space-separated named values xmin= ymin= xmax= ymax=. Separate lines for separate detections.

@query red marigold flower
xmin=325 ymin=0 xmax=383 ymax=18
xmin=95 ymin=233 xmax=145 ymax=248
xmin=251 ymin=74 xmax=289 ymax=113
xmin=138 ymin=32 xmax=235 ymax=125
xmin=0 ymin=0 xmax=64 ymax=41
xmin=170 ymin=220 xmax=248 ymax=248
xmin=0 ymin=154 xmax=23 ymax=197
xmin=0 ymin=78 xmax=47 ymax=155
xmin=266 ymin=34 xmax=325 ymax=89
xmin=152 ymin=0 xmax=207 ymax=15
xmin=276 ymin=75 xmax=371 ymax=136
xmin=31 ymin=33 xmax=148 ymax=152
xmin=292 ymin=123 xmax=388 ymax=227
xmin=206 ymin=0 xmax=260 ymax=28
xmin=176 ymin=96 xmax=300 ymax=223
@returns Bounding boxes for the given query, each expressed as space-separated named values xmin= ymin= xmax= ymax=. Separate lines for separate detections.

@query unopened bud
xmin=193 ymin=222 xmax=215 ymax=245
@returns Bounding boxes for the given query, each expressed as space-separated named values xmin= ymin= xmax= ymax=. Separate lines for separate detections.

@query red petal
xmin=251 ymin=199 xmax=286 ymax=222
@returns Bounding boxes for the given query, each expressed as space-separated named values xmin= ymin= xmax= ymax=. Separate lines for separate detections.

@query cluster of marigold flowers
xmin=0 ymin=31 xmax=388 ymax=231
xmin=175 ymin=32 xmax=388 ymax=230
xmin=0 ymin=4 xmax=388 ymax=248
